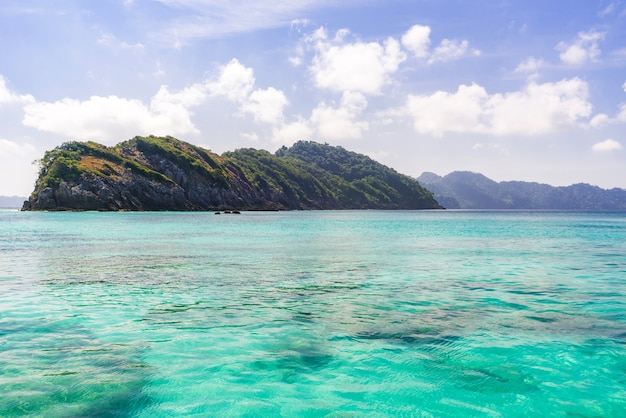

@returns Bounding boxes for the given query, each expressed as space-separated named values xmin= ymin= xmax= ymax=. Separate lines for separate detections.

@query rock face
xmin=417 ymin=171 xmax=626 ymax=210
xmin=23 ymin=136 xmax=441 ymax=211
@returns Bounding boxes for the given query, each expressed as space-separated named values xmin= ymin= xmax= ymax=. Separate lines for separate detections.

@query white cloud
xmin=240 ymin=87 xmax=288 ymax=125
xmin=272 ymin=118 xmax=313 ymax=145
xmin=589 ymin=103 xmax=626 ymax=127
xmin=623 ymin=80 xmax=626 ymax=93
xmin=487 ymin=78 xmax=592 ymax=135
xmin=22 ymin=93 xmax=200 ymax=143
xmin=0 ymin=75 xmax=34 ymax=105
xmin=428 ymin=39 xmax=479 ymax=64
xmin=20 ymin=58 xmax=292 ymax=142
xmin=515 ymin=57 xmax=544 ymax=74
xmin=404 ymin=83 xmax=488 ymax=136
xmin=401 ymin=24 xmax=431 ymax=58
xmin=556 ymin=30 xmax=605 ymax=65
xmin=206 ymin=59 xmax=255 ymax=103
xmin=207 ymin=59 xmax=290 ymax=127
xmin=590 ymin=113 xmax=611 ymax=128
xmin=592 ymin=138 xmax=622 ymax=152
xmin=308 ymin=28 xmax=407 ymax=94
xmin=400 ymin=24 xmax=478 ymax=64
xmin=310 ymin=91 xmax=369 ymax=139
xmin=297 ymin=24 xmax=478 ymax=94
xmin=401 ymin=78 xmax=592 ymax=136
xmin=152 ymin=83 xmax=206 ymax=109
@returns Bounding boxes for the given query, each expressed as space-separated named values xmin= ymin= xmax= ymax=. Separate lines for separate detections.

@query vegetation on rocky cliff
xmin=23 ymin=136 xmax=440 ymax=211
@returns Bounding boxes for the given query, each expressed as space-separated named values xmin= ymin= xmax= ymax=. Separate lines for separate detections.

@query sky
xmin=1 ymin=0 xmax=626 ymax=196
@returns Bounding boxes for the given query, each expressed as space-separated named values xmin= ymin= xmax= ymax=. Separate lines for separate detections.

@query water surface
xmin=1 ymin=210 xmax=625 ymax=416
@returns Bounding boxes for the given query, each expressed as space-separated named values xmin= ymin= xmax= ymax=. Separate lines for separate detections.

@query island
xmin=417 ymin=171 xmax=626 ymax=210
xmin=22 ymin=135 xmax=441 ymax=211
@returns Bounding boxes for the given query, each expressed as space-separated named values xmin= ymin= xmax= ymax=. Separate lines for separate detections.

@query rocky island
xmin=22 ymin=136 xmax=441 ymax=211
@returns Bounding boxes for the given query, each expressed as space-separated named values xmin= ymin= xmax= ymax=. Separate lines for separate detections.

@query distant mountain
xmin=0 ymin=196 xmax=27 ymax=208
xmin=417 ymin=171 xmax=626 ymax=210
xmin=22 ymin=136 xmax=441 ymax=211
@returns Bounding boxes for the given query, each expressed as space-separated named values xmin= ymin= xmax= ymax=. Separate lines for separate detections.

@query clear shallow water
xmin=1 ymin=210 xmax=625 ymax=417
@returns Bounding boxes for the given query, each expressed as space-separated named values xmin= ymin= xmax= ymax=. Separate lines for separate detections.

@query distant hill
xmin=417 ymin=171 xmax=626 ymax=210
xmin=0 ymin=196 xmax=27 ymax=208
xmin=22 ymin=136 xmax=440 ymax=211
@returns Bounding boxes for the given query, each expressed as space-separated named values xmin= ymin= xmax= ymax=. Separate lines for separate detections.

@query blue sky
xmin=1 ymin=0 xmax=625 ymax=196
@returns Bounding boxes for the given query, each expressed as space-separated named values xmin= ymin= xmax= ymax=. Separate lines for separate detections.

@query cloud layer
xmin=399 ymin=78 xmax=592 ymax=136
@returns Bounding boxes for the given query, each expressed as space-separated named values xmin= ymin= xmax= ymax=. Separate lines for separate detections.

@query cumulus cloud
xmin=310 ymin=91 xmax=369 ymax=140
xmin=589 ymin=113 xmax=611 ymax=128
xmin=22 ymin=93 xmax=200 ymax=143
xmin=296 ymin=24 xmax=478 ymax=95
xmin=592 ymin=138 xmax=622 ymax=152
xmin=21 ymin=63 xmax=232 ymax=142
xmin=20 ymin=58 xmax=293 ymax=142
xmin=400 ymin=78 xmax=592 ymax=136
xmin=428 ymin=39 xmax=479 ymax=64
xmin=487 ymin=78 xmax=591 ymax=135
xmin=404 ymin=83 xmax=488 ymax=136
xmin=240 ymin=87 xmax=288 ymax=125
xmin=623 ymin=80 xmax=626 ymax=93
xmin=556 ymin=30 xmax=605 ymax=65
xmin=272 ymin=118 xmax=313 ymax=145
xmin=400 ymin=24 xmax=478 ymax=64
xmin=207 ymin=60 xmax=289 ymax=127
xmin=401 ymin=24 xmax=431 ymax=58
xmin=515 ymin=57 xmax=544 ymax=75
xmin=308 ymin=27 xmax=407 ymax=94
xmin=0 ymin=75 xmax=34 ymax=105
xmin=588 ymin=102 xmax=626 ymax=128
xmin=206 ymin=59 xmax=255 ymax=103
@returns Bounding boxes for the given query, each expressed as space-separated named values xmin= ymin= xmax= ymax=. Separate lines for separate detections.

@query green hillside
xmin=23 ymin=136 xmax=440 ymax=211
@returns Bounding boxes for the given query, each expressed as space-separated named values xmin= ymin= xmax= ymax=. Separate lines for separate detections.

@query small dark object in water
xmin=214 ymin=212 xmax=221 ymax=215
xmin=232 ymin=210 xmax=241 ymax=214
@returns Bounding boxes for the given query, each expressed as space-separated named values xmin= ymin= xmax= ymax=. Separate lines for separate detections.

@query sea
xmin=1 ymin=209 xmax=625 ymax=417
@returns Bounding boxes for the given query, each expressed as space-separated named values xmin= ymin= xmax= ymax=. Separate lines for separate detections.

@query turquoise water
xmin=1 ymin=210 xmax=626 ymax=417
